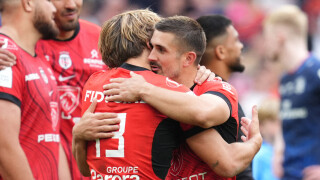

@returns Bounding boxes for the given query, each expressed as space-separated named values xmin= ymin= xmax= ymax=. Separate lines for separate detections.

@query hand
xmin=0 ymin=40 xmax=16 ymax=70
xmin=303 ymin=165 xmax=320 ymax=180
xmin=194 ymin=65 xmax=216 ymax=85
xmin=72 ymin=99 xmax=120 ymax=141
xmin=103 ymin=71 xmax=147 ymax=102
xmin=240 ymin=106 xmax=262 ymax=149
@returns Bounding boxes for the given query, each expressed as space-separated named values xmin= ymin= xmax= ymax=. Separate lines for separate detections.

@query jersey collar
xmin=120 ymin=63 xmax=150 ymax=71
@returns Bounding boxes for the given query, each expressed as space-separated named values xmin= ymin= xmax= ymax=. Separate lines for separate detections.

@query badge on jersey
xmin=59 ymin=51 xmax=72 ymax=69
xmin=58 ymin=86 xmax=80 ymax=120
xmin=0 ymin=67 xmax=12 ymax=88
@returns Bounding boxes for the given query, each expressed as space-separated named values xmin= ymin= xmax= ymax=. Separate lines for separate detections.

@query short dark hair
xmin=155 ymin=16 xmax=206 ymax=65
xmin=196 ymin=15 xmax=232 ymax=44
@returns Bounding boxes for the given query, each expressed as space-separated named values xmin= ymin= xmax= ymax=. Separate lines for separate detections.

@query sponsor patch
xmin=0 ymin=67 xmax=12 ymax=88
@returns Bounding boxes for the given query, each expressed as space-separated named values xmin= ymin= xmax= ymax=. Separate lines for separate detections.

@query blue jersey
xmin=280 ymin=54 xmax=320 ymax=179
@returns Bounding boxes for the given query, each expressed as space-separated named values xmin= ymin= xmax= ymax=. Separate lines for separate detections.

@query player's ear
xmin=22 ymin=0 xmax=34 ymax=12
xmin=215 ymin=45 xmax=226 ymax=60
xmin=183 ymin=51 xmax=197 ymax=67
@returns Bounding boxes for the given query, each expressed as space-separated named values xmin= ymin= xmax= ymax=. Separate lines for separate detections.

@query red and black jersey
xmin=36 ymin=19 xmax=105 ymax=179
xmin=166 ymin=80 xmax=239 ymax=180
xmin=82 ymin=63 xmax=191 ymax=180
xmin=0 ymin=34 xmax=60 ymax=179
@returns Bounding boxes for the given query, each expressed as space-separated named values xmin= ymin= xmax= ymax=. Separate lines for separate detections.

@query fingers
xmin=197 ymin=69 xmax=211 ymax=85
xmin=103 ymin=89 xmax=121 ymax=96
xmin=240 ymin=125 xmax=248 ymax=138
xmin=130 ymin=71 xmax=138 ymax=77
xmin=241 ymin=135 xmax=248 ymax=142
xmin=0 ymin=48 xmax=16 ymax=66
xmin=103 ymin=82 xmax=120 ymax=90
xmin=105 ymin=95 xmax=123 ymax=102
xmin=85 ymin=99 xmax=97 ymax=113
xmin=194 ymin=65 xmax=206 ymax=84
xmin=93 ymin=112 xmax=119 ymax=120
xmin=207 ymin=72 xmax=216 ymax=81
xmin=109 ymin=78 xmax=127 ymax=83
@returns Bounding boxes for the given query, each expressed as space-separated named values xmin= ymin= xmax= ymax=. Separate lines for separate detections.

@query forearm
xmin=0 ymin=143 xmax=34 ymax=179
xmin=140 ymin=83 xmax=228 ymax=128
xmin=227 ymin=138 xmax=261 ymax=176
xmin=72 ymin=137 xmax=90 ymax=176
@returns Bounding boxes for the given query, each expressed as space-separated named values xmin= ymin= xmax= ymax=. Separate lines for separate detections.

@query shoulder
xmin=0 ymin=35 xmax=20 ymax=56
xmin=141 ymin=72 xmax=190 ymax=93
xmin=196 ymin=79 xmax=237 ymax=97
xmin=79 ymin=19 xmax=101 ymax=33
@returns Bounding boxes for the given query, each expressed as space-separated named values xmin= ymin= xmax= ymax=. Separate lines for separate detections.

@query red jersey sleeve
xmin=180 ymin=79 xmax=239 ymax=141
xmin=0 ymin=36 xmax=24 ymax=106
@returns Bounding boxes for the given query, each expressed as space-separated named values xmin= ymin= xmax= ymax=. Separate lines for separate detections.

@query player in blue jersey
xmin=263 ymin=5 xmax=320 ymax=180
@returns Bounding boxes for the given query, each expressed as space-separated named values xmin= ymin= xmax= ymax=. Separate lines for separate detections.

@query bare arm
xmin=0 ymin=99 xmax=34 ymax=179
xmin=186 ymin=106 xmax=262 ymax=177
xmin=72 ymin=99 xmax=120 ymax=176
xmin=104 ymin=72 xmax=229 ymax=128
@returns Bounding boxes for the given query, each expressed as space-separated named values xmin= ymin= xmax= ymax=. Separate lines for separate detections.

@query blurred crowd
xmin=80 ymin=0 xmax=320 ymax=117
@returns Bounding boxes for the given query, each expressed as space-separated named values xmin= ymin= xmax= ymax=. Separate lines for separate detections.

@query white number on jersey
xmin=96 ymin=113 xmax=126 ymax=158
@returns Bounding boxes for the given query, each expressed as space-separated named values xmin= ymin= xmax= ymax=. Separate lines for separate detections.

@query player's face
xmin=223 ymin=25 xmax=245 ymax=73
xmin=33 ymin=0 xmax=59 ymax=40
xmin=263 ymin=25 xmax=281 ymax=62
xmin=52 ymin=0 xmax=83 ymax=32
xmin=148 ymin=30 xmax=184 ymax=81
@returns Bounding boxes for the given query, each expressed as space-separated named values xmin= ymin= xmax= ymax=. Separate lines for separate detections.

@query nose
xmin=65 ymin=0 xmax=77 ymax=9
xmin=50 ymin=1 xmax=57 ymax=14
xmin=148 ymin=48 xmax=157 ymax=62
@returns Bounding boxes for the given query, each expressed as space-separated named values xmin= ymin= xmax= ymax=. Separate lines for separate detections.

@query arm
xmin=104 ymin=72 xmax=229 ymax=128
xmin=186 ymin=106 xmax=262 ymax=177
xmin=272 ymin=125 xmax=285 ymax=178
xmin=0 ymin=99 xmax=34 ymax=179
xmin=72 ymin=99 xmax=120 ymax=176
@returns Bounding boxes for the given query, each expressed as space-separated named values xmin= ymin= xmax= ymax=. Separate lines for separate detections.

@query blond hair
xmin=258 ymin=98 xmax=280 ymax=124
xmin=99 ymin=9 xmax=161 ymax=68
xmin=264 ymin=5 xmax=308 ymax=38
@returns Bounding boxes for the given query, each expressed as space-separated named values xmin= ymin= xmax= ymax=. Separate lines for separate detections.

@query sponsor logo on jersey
xmin=58 ymin=74 xmax=76 ymax=82
xmin=280 ymin=99 xmax=307 ymax=120
xmin=91 ymin=168 xmax=140 ymax=180
xmin=50 ymin=102 xmax=59 ymax=131
xmin=222 ymin=82 xmax=234 ymax=95
xmin=38 ymin=134 xmax=60 ymax=143
xmin=84 ymin=90 xmax=146 ymax=104
xmin=280 ymin=76 xmax=306 ymax=95
xmin=59 ymin=51 xmax=72 ymax=69
xmin=166 ymin=77 xmax=182 ymax=88
xmin=39 ymin=67 xmax=49 ymax=84
xmin=0 ymin=67 xmax=12 ymax=88
xmin=83 ymin=49 xmax=104 ymax=68
xmin=0 ymin=37 xmax=18 ymax=51
xmin=25 ymin=73 xmax=40 ymax=81
xmin=58 ymin=86 xmax=80 ymax=119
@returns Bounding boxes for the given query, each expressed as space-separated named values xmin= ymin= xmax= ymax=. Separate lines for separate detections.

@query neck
xmin=0 ymin=19 xmax=40 ymax=55
xmin=126 ymin=49 xmax=151 ymax=70
xmin=206 ymin=59 xmax=231 ymax=81
xmin=174 ymin=66 xmax=198 ymax=88
xmin=55 ymin=29 xmax=76 ymax=40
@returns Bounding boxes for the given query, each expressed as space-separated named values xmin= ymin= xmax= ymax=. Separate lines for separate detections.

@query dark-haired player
xmin=0 ymin=0 xmax=60 ymax=179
